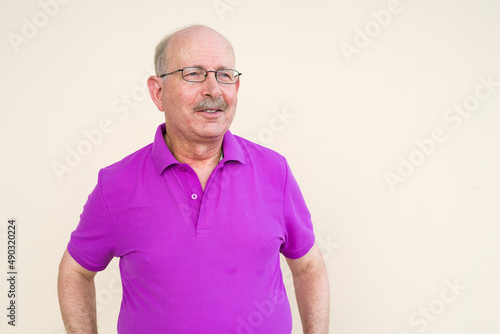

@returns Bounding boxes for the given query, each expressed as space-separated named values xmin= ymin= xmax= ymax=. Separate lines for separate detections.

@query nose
xmin=201 ymin=71 xmax=223 ymax=98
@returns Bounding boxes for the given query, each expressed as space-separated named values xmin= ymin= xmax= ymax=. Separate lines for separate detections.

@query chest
xmin=110 ymin=163 xmax=286 ymax=261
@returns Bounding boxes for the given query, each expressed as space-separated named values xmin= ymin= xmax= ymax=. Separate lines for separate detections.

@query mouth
xmin=198 ymin=109 xmax=223 ymax=114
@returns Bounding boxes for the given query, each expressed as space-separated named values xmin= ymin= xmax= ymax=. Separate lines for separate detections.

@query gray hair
xmin=154 ymin=33 xmax=174 ymax=77
xmin=153 ymin=25 xmax=235 ymax=77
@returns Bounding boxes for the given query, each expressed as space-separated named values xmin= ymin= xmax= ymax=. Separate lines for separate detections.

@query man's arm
xmin=58 ymin=249 xmax=98 ymax=334
xmin=286 ymin=243 xmax=330 ymax=334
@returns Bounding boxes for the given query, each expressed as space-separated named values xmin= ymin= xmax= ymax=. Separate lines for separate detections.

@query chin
xmin=197 ymin=125 xmax=230 ymax=139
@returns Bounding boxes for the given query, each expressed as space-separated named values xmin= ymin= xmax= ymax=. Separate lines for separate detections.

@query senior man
xmin=58 ymin=25 xmax=329 ymax=333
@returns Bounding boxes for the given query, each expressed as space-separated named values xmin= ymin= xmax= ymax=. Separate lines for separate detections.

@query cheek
xmin=164 ymin=88 xmax=196 ymax=110
xmin=223 ymin=89 xmax=238 ymax=106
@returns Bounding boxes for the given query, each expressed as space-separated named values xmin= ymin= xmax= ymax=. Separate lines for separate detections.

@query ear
xmin=235 ymin=79 xmax=240 ymax=93
xmin=147 ymin=76 xmax=165 ymax=111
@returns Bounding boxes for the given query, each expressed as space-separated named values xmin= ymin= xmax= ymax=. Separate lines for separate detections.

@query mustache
xmin=195 ymin=98 xmax=228 ymax=111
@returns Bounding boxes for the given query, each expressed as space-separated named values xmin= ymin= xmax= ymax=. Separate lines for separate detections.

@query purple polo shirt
xmin=68 ymin=123 xmax=315 ymax=333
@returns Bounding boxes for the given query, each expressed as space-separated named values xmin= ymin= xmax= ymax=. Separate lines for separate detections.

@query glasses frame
xmin=159 ymin=67 xmax=242 ymax=84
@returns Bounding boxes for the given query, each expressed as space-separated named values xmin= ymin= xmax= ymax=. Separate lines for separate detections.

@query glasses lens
xmin=217 ymin=70 xmax=239 ymax=84
xmin=182 ymin=68 xmax=206 ymax=82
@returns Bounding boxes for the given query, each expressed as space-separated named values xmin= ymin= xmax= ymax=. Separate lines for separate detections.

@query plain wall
xmin=1 ymin=0 xmax=499 ymax=333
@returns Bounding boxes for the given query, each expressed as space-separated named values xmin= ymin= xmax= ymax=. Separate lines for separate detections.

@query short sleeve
xmin=67 ymin=170 xmax=116 ymax=271
xmin=280 ymin=157 xmax=315 ymax=259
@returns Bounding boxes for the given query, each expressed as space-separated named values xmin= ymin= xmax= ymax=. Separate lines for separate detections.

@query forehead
xmin=167 ymin=30 xmax=235 ymax=69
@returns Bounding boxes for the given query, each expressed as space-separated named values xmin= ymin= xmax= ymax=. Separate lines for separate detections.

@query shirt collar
xmin=221 ymin=128 xmax=246 ymax=165
xmin=152 ymin=123 xmax=246 ymax=175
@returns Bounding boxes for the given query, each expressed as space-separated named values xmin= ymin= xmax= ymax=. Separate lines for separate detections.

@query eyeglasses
xmin=159 ymin=67 xmax=242 ymax=84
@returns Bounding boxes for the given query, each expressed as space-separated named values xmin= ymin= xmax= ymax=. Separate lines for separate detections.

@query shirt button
xmin=191 ymin=194 xmax=197 ymax=200
xmin=180 ymin=167 xmax=187 ymax=172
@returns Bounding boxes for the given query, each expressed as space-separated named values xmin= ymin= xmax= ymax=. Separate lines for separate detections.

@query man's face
xmin=158 ymin=29 xmax=239 ymax=144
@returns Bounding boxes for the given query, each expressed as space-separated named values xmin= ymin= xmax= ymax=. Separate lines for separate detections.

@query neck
xmin=164 ymin=132 xmax=223 ymax=169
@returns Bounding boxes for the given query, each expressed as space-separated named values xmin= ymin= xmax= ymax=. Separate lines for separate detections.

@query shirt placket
xmin=176 ymin=164 xmax=204 ymax=231
xmin=195 ymin=164 xmax=224 ymax=234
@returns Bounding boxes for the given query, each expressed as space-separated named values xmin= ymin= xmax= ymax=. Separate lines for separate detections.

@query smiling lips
xmin=199 ymin=109 xmax=222 ymax=113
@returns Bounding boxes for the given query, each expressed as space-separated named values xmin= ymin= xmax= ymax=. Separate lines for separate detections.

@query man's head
xmin=147 ymin=25 xmax=240 ymax=146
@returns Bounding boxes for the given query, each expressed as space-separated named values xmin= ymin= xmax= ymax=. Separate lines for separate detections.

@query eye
xmin=183 ymin=68 xmax=206 ymax=81
xmin=185 ymin=69 xmax=202 ymax=76
xmin=217 ymin=70 xmax=237 ymax=83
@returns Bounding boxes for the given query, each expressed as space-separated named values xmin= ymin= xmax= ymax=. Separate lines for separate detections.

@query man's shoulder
xmin=232 ymin=134 xmax=285 ymax=163
xmin=100 ymin=142 xmax=154 ymax=179
xmin=230 ymin=134 xmax=292 ymax=182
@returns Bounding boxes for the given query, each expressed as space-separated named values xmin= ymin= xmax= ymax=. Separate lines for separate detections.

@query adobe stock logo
xmin=7 ymin=0 xmax=73 ymax=54
xmin=96 ymin=269 xmax=122 ymax=313
xmin=247 ymin=107 xmax=296 ymax=146
xmin=340 ymin=0 xmax=416 ymax=63
xmin=213 ymin=0 xmax=243 ymax=21
xmin=51 ymin=67 xmax=153 ymax=183
xmin=226 ymin=296 xmax=287 ymax=334
xmin=385 ymin=74 xmax=499 ymax=191
xmin=398 ymin=278 xmax=466 ymax=334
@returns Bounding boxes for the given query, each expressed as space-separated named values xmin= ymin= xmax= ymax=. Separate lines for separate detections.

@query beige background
xmin=1 ymin=0 xmax=500 ymax=333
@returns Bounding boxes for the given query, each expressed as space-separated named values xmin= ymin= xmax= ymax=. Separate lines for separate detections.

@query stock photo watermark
xmin=7 ymin=0 xmax=73 ymax=54
xmin=397 ymin=278 xmax=466 ymax=334
xmin=340 ymin=0 xmax=417 ymax=63
xmin=227 ymin=234 xmax=338 ymax=334
xmin=317 ymin=234 xmax=341 ymax=264
xmin=96 ymin=268 xmax=121 ymax=313
xmin=385 ymin=74 xmax=499 ymax=191
xmin=226 ymin=295 xmax=288 ymax=334
xmin=247 ymin=107 xmax=296 ymax=146
xmin=6 ymin=218 xmax=18 ymax=326
xmin=51 ymin=67 xmax=154 ymax=183
xmin=213 ymin=0 xmax=244 ymax=21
